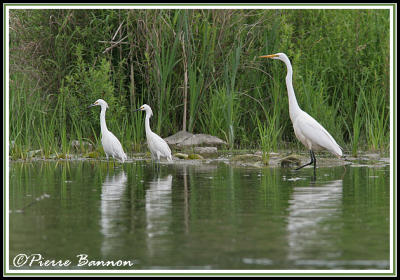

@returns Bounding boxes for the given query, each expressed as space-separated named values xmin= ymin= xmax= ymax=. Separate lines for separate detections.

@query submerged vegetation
xmin=9 ymin=9 xmax=390 ymax=159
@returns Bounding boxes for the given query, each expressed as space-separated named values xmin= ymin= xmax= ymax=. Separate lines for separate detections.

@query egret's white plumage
xmin=136 ymin=104 xmax=172 ymax=162
xmin=260 ymin=53 xmax=342 ymax=170
xmin=89 ymin=99 xmax=127 ymax=163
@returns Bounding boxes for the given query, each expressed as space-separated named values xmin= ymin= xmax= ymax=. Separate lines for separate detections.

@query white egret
xmin=260 ymin=53 xmax=342 ymax=171
xmin=88 ymin=99 xmax=127 ymax=163
xmin=134 ymin=104 xmax=173 ymax=162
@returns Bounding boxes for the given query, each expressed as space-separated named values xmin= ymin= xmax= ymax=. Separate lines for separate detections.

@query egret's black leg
xmin=312 ymin=150 xmax=316 ymax=171
xmin=311 ymin=151 xmax=317 ymax=179
xmin=295 ymin=150 xmax=314 ymax=170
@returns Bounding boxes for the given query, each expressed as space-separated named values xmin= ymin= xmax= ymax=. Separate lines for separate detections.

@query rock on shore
xmin=164 ymin=130 xmax=227 ymax=148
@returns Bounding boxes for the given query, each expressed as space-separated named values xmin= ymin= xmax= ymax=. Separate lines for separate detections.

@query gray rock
xmin=71 ymin=140 xmax=93 ymax=151
xmin=174 ymin=153 xmax=189 ymax=159
xmin=194 ymin=146 xmax=218 ymax=154
xmin=164 ymin=130 xmax=194 ymax=145
xmin=280 ymin=155 xmax=302 ymax=168
xmin=364 ymin=153 xmax=381 ymax=159
xmin=27 ymin=149 xmax=42 ymax=157
xmin=231 ymin=154 xmax=263 ymax=162
xmin=177 ymin=134 xmax=227 ymax=147
xmin=254 ymin=150 xmax=279 ymax=157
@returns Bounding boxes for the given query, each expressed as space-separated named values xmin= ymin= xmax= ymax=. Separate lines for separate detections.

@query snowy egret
xmin=260 ymin=53 xmax=342 ymax=171
xmin=88 ymin=99 xmax=127 ymax=163
xmin=134 ymin=104 xmax=173 ymax=162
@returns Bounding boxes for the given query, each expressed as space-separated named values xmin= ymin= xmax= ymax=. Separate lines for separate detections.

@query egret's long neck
xmin=283 ymin=58 xmax=301 ymax=118
xmin=145 ymin=112 xmax=152 ymax=137
xmin=100 ymin=106 xmax=108 ymax=134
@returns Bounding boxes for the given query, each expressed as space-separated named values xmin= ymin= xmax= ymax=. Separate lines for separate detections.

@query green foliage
xmin=256 ymin=109 xmax=282 ymax=165
xmin=199 ymin=86 xmax=241 ymax=147
xmin=9 ymin=9 xmax=390 ymax=157
xmin=59 ymin=45 xmax=120 ymax=146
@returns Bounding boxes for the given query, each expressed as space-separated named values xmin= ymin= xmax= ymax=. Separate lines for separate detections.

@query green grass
xmin=9 ymin=9 xmax=391 ymax=158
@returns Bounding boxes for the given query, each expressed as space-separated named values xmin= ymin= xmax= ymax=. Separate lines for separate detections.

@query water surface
xmin=9 ymin=160 xmax=390 ymax=270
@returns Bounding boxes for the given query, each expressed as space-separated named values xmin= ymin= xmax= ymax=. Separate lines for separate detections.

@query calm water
xmin=8 ymin=160 xmax=390 ymax=270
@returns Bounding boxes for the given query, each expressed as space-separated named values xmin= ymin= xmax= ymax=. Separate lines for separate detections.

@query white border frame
xmin=4 ymin=3 xmax=396 ymax=275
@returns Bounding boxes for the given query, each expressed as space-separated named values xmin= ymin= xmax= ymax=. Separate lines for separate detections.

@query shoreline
xmin=8 ymin=150 xmax=390 ymax=169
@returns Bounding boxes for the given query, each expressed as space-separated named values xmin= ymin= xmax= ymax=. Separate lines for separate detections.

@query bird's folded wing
xmin=297 ymin=114 xmax=342 ymax=155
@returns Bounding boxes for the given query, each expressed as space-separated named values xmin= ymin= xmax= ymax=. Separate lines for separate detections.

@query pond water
xmin=8 ymin=160 xmax=390 ymax=271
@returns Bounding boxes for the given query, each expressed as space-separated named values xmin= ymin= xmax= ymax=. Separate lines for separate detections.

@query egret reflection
xmin=286 ymin=179 xmax=343 ymax=263
xmin=100 ymin=170 xmax=128 ymax=257
xmin=145 ymin=174 xmax=173 ymax=256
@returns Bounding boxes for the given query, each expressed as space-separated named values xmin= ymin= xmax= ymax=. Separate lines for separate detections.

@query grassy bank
xmin=8 ymin=9 xmax=390 ymax=159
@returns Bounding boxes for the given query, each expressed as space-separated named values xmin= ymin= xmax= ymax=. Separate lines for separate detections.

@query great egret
xmin=134 ymin=104 xmax=173 ymax=162
xmin=88 ymin=99 xmax=127 ymax=163
xmin=260 ymin=53 xmax=342 ymax=171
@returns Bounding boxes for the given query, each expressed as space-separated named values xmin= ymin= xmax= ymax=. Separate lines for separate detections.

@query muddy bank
xmin=9 ymin=150 xmax=390 ymax=169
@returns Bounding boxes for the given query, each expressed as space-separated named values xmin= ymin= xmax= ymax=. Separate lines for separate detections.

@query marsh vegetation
xmin=9 ymin=9 xmax=390 ymax=159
